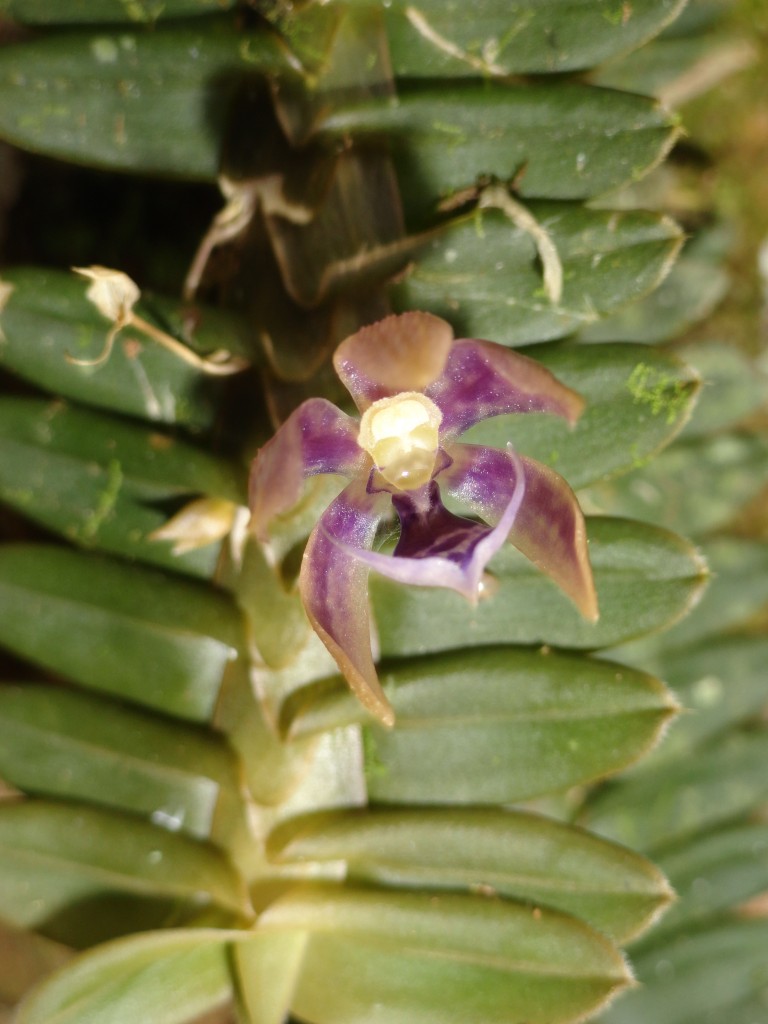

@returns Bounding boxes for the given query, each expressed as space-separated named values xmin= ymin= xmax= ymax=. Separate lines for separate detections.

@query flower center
xmin=358 ymin=391 xmax=443 ymax=491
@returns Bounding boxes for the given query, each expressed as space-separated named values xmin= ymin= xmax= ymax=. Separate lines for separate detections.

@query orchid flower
xmin=250 ymin=312 xmax=598 ymax=726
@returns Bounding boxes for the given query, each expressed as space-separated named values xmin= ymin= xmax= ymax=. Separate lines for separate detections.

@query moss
xmin=626 ymin=362 xmax=690 ymax=426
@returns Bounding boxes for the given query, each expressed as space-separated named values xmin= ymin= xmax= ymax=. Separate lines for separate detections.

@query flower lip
xmin=358 ymin=391 xmax=443 ymax=492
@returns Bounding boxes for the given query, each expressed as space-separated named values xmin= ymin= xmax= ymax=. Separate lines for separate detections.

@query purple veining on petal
xmin=393 ymin=481 xmax=493 ymax=564
xmin=333 ymin=312 xmax=454 ymax=411
xmin=426 ymin=338 xmax=585 ymax=439
xmin=299 ymin=479 xmax=394 ymax=725
xmin=343 ymin=454 xmax=526 ymax=601
xmin=250 ymin=398 xmax=367 ymax=540
xmin=441 ymin=442 xmax=598 ymax=620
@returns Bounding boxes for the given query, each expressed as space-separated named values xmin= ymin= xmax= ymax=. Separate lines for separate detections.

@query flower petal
xmin=250 ymin=398 xmax=366 ymax=541
xmin=441 ymin=443 xmax=599 ymax=621
xmin=299 ymin=479 xmax=394 ymax=726
xmin=348 ymin=467 xmax=525 ymax=602
xmin=426 ymin=338 xmax=585 ymax=439
xmin=333 ymin=312 xmax=454 ymax=411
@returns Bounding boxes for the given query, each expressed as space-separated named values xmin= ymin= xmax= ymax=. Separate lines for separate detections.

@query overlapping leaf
xmin=0 ymin=19 xmax=289 ymax=179
xmin=380 ymin=0 xmax=687 ymax=77
xmin=599 ymin=919 xmax=768 ymax=1024
xmin=0 ymin=685 xmax=244 ymax=842
xmin=586 ymin=431 xmax=768 ymax=534
xmin=0 ymin=397 xmax=245 ymax=574
xmin=581 ymin=730 xmax=768 ymax=854
xmin=0 ymin=0 xmax=236 ymax=21
xmin=0 ymin=545 xmax=242 ymax=720
xmin=0 ymin=1 xmax=722 ymax=1022
xmin=0 ymin=801 xmax=248 ymax=944
xmin=0 ymin=268 xmax=248 ymax=429
xmin=261 ymin=883 xmax=633 ymax=1024
xmin=319 ymin=83 xmax=679 ymax=204
xmin=287 ymin=648 xmax=677 ymax=803
xmin=392 ymin=206 xmax=683 ymax=346
xmin=645 ymin=822 xmax=768 ymax=944
xmin=268 ymin=806 xmax=672 ymax=943
xmin=15 ymin=929 xmax=237 ymax=1024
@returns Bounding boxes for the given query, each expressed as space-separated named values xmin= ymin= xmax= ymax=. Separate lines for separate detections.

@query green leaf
xmin=678 ymin=341 xmax=767 ymax=438
xmin=600 ymin=919 xmax=768 ymax=1024
xmin=581 ymin=731 xmax=768 ymax=854
xmin=320 ymin=83 xmax=679 ymax=203
xmin=0 ymin=20 xmax=288 ymax=178
xmin=0 ymin=267 xmax=248 ymax=429
xmin=585 ymin=432 xmax=768 ymax=535
xmin=0 ymin=0 xmax=236 ymax=21
xmin=268 ymin=806 xmax=673 ymax=943
xmin=0 ymin=801 xmax=248 ymax=943
xmin=0 ymin=685 xmax=243 ymax=842
xmin=262 ymin=883 xmax=632 ymax=1024
xmin=0 ymin=397 xmax=245 ymax=575
xmin=646 ymin=822 xmax=768 ymax=944
xmin=608 ymin=537 xmax=768 ymax=667
xmin=288 ymin=648 xmax=677 ymax=803
xmin=371 ymin=517 xmax=708 ymax=655
xmin=0 ymin=545 xmax=242 ymax=721
xmin=0 ymin=398 xmax=244 ymax=501
xmin=579 ymin=239 xmax=730 ymax=343
xmin=15 ymin=929 xmax=237 ymax=1024
xmin=595 ymin=34 xmax=750 ymax=102
xmin=647 ymin=636 xmax=768 ymax=765
xmin=658 ymin=537 xmax=768 ymax=649
xmin=380 ymin=0 xmax=687 ymax=77
xmin=392 ymin=206 xmax=683 ymax=346
xmin=464 ymin=343 xmax=698 ymax=488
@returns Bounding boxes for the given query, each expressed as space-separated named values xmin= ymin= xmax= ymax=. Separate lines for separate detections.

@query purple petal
xmin=440 ymin=443 xmax=599 ymax=621
xmin=333 ymin=312 xmax=454 ymax=411
xmin=426 ymin=339 xmax=585 ymax=439
xmin=250 ymin=398 xmax=367 ymax=540
xmin=299 ymin=479 xmax=394 ymax=726
xmin=345 ymin=466 xmax=525 ymax=602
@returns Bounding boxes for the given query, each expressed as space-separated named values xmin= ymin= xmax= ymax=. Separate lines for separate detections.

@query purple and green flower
xmin=250 ymin=312 xmax=598 ymax=725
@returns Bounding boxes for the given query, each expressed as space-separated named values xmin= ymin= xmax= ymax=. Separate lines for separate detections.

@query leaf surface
xmin=393 ymin=206 xmax=683 ymax=346
xmin=0 ymin=801 xmax=248 ymax=940
xmin=0 ymin=0 xmax=236 ymax=21
xmin=0 ymin=267 xmax=247 ymax=429
xmin=321 ymin=83 xmax=679 ymax=202
xmin=268 ymin=806 xmax=672 ymax=943
xmin=15 ymin=928 xmax=237 ymax=1024
xmin=0 ymin=545 xmax=242 ymax=720
xmin=586 ymin=432 xmax=768 ymax=534
xmin=381 ymin=0 xmax=687 ymax=77
xmin=581 ymin=731 xmax=768 ymax=854
xmin=0 ymin=685 xmax=243 ymax=841
xmin=647 ymin=636 xmax=768 ymax=765
xmin=262 ymin=883 xmax=632 ymax=1024
xmin=0 ymin=20 xmax=288 ymax=178
xmin=599 ymin=919 xmax=768 ymax=1024
xmin=289 ymin=648 xmax=677 ymax=803
xmin=647 ymin=822 xmax=768 ymax=944
xmin=0 ymin=397 xmax=245 ymax=574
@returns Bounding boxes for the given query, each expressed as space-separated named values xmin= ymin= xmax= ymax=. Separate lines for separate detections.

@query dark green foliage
xmin=0 ymin=1 xmax=764 ymax=1022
